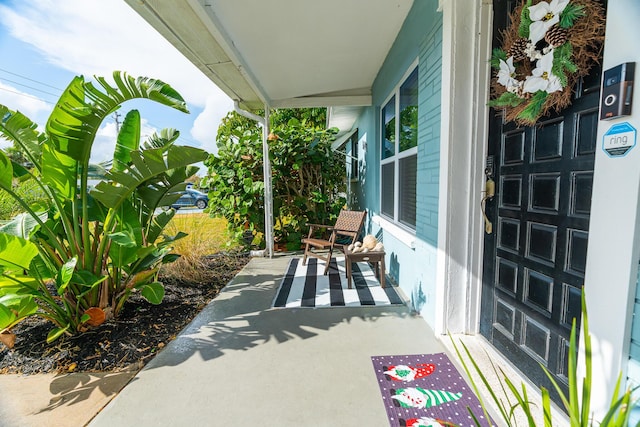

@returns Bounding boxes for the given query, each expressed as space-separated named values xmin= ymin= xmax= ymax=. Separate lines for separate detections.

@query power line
xmin=0 ymin=68 xmax=210 ymax=147
xmin=0 ymin=76 xmax=61 ymax=98
xmin=0 ymin=86 xmax=56 ymax=105
xmin=0 ymin=67 xmax=64 ymax=91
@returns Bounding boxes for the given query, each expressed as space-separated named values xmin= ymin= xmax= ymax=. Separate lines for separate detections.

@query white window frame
xmin=380 ymin=61 xmax=419 ymax=232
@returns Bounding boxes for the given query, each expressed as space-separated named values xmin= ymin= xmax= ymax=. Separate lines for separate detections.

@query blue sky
xmin=0 ymin=0 xmax=233 ymax=168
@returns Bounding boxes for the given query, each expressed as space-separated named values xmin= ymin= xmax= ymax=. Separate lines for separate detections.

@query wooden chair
xmin=301 ymin=210 xmax=366 ymax=275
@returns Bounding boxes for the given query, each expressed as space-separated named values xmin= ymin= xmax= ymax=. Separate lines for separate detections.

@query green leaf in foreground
xmin=140 ymin=281 xmax=165 ymax=305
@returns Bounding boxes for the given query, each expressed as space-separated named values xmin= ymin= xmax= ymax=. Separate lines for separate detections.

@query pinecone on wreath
xmin=507 ymin=37 xmax=529 ymax=62
xmin=545 ymin=24 xmax=569 ymax=47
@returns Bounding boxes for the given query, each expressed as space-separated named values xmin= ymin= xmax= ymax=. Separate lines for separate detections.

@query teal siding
xmin=351 ymin=0 xmax=443 ymax=325
xmin=354 ymin=108 xmax=377 ymax=212
xmin=416 ymin=18 xmax=442 ymax=246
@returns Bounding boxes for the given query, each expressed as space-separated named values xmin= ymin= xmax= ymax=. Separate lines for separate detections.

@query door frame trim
xmin=436 ymin=0 xmax=494 ymax=335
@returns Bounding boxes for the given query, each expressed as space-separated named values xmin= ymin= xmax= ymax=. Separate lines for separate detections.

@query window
xmin=380 ymin=66 xmax=418 ymax=229
xmin=349 ymin=130 xmax=359 ymax=180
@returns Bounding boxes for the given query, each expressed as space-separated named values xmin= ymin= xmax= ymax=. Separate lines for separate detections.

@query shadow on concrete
xmin=142 ymin=257 xmax=415 ymax=370
xmin=36 ymin=371 xmax=137 ymax=414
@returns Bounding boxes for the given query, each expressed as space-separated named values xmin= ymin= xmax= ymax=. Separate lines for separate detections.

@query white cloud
xmin=191 ymin=96 xmax=234 ymax=155
xmin=0 ymin=0 xmax=231 ymax=110
xmin=0 ymin=81 xmax=51 ymax=126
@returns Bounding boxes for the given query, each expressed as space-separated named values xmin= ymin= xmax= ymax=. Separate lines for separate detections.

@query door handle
xmin=481 ymin=169 xmax=495 ymax=234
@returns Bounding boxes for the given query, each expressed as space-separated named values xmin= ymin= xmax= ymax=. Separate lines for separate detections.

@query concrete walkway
xmin=1 ymin=255 xmax=446 ymax=426
xmin=0 ymin=370 xmax=136 ymax=427
xmin=91 ymin=255 xmax=445 ymax=426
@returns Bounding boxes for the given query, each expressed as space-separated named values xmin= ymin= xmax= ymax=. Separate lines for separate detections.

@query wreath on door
xmin=488 ymin=0 xmax=605 ymax=126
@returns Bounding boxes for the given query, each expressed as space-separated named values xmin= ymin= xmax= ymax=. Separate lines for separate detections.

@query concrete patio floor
xmin=0 ymin=253 xmax=572 ymax=426
xmin=0 ymin=254 xmax=450 ymax=426
xmin=86 ymin=255 xmax=445 ymax=426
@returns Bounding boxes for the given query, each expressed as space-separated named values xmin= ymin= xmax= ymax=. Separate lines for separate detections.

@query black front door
xmin=480 ymin=0 xmax=602 ymax=399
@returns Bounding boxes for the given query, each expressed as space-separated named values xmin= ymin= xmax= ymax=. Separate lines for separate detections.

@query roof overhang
xmin=125 ymin=0 xmax=413 ymax=113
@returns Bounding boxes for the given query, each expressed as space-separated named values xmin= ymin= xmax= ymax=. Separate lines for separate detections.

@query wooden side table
xmin=344 ymin=249 xmax=386 ymax=288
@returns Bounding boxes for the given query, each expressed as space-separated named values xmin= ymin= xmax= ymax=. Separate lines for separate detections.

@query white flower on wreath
xmin=523 ymin=50 xmax=563 ymax=94
xmin=528 ymin=0 xmax=570 ymax=45
xmin=524 ymin=41 xmax=554 ymax=62
xmin=497 ymin=57 xmax=521 ymax=92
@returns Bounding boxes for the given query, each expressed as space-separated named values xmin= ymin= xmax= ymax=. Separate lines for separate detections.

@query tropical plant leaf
xmin=47 ymin=73 xmax=188 ymax=165
xmin=0 ymin=212 xmax=46 ymax=239
xmin=42 ymin=143 xmax=77 ymax=200
xmin=113 ymin=109 xmax=141 ymax=171
xmin=0 ymin=233 xmax=39 ymax=271
xmin=126 ymin=269 xmax=158 ymax=290
xmin=541 ymin=388 xmax=552 ymax=427
xmin=46 ymin=324 xmax=69 ymax=343
xmin=10 ymin=160 xmax=30 ymax=180
xmin=0 ymin=294 xmax=37 ymax=321
xmin=142 ymin=128 xmax=180 ymax=151
xmin=91 ymin=145 xmax=207 ymax=211
xmin=0 ymin=275 xmax=39 ymax=296
xmin=56 ymin=257 xmax=77 ymax=294
xmin=108 ymin=231 xmax=138 ymax=248
xmin=0 ymin=150 xmax=13 ymax=189
xmin=109 ymin=201 xmax=143 ymax=268
xmin=28 ymin=255 xmax=55 ymax=282
xmin=0 ymin=303 xmax=16 ymax=330
xmin=146 ymin=209 xmax=176 ymax=244
xmin=0 ymin=105 xmax=44 ymax=171
xmin=140 ymin=281 xmax=164 ymax=304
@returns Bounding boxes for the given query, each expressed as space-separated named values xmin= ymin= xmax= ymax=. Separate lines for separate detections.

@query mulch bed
xmin=0 ymin=252 xmax=250 ymax=375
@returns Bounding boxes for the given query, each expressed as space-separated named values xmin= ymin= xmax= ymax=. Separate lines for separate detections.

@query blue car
xmin=171 ymin=188 xmax=209 ymax=209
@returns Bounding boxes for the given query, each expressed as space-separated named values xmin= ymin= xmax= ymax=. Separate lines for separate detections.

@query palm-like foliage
xmin=0 ymin=72 xmax=207 ymax=343
xmin=451 ymin=292 xmax=635 ymax=426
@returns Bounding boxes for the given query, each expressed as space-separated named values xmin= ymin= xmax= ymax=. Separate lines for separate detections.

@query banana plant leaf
xmin=0 ymin=105 xmax=44 ymax=171
xmin=0 ymin=150 xmax=12 ymax=190
xmin=0 ymin=212 xmax=47 ymax=239
xmin=113 ymin=109 xmax=141 ymax=171
xmin=0 ymin=234 xmax=39 ymax=271
xmin=44 ymin=72 xmax=190 ymax=199
xmin=91 ymin=145 xmax=207 ymax=211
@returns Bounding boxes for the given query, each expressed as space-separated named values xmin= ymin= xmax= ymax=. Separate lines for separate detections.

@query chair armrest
xmin=305 ymin=223 xmax=333 ymax=239
xmin=306 ymin=223 xmax=334 ymax=230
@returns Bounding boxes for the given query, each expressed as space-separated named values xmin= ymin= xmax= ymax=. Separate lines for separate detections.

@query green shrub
xmin=203 ymin=109 xmax=346 ymax=249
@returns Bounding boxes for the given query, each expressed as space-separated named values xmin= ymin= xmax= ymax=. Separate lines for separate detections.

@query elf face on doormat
xmin=371 ymin=353 xmax=492 ymax=427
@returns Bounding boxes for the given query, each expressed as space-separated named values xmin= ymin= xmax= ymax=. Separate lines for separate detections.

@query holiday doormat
xmin=371 ymin=353 xmax=492 ymax=427
xmin=272 ymin=257 xmax=404 ymax=308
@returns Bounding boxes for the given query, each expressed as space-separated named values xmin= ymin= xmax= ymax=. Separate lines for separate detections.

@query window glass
xmin=382 ymin=96 xmax=396 ymax=159
xmin=381 ymin=163 xmax=395 ymax=218
xmin=399 ymin=155 xmax=417 ymax=227
xmin=400 ymin=68 xmax=419 ymax=152
xmin=380 ymin=65 xmax=418 ymax=231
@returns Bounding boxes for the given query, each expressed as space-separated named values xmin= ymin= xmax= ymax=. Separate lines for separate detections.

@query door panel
xmin=481 ymin=0 xmax=602 ymax=401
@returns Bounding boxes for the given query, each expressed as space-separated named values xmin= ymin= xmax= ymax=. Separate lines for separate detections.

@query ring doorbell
xmin=600 ymin=62 xmax=635 ymax=120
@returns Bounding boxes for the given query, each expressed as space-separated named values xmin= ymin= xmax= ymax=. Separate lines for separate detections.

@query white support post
xmin=233 ymin=101 xmax=274 ymax=258
xmin=262 ymin=107 xmax=274 ymax=258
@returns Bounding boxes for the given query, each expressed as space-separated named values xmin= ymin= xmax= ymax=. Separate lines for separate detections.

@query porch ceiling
xmin=124 ymin=0 xmax=414 ymax=111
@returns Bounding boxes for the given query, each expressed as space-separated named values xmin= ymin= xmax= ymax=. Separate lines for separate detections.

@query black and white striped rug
xmin=272 ymin=257 xmax=404 ymax=308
